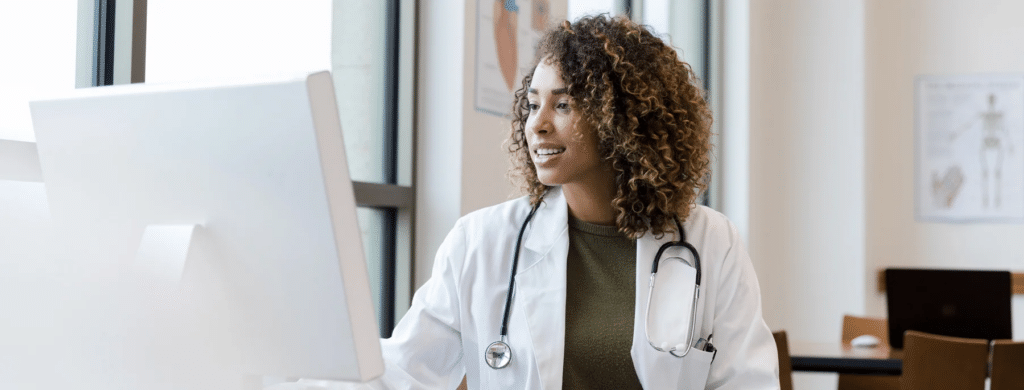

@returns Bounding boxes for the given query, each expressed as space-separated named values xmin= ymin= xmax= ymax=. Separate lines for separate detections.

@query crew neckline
xmin=568 ymin=213 xmax=627 ymax=238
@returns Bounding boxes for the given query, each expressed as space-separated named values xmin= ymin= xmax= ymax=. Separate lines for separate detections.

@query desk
xmin=789 ymin=341 xmax=902 ymax=376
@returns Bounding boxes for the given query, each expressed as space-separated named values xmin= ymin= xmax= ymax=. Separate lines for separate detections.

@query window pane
xmin=357 ymin=207 xmax=386 ymax=335
xmin=568 ymin=0 xmax=620 ymax=20
xmin=0 ymin=3 xmax=78 ymax=142
xmin=332 ymin=0 xmax=390 ymax=183
xmin=145 ymin=0 xmax=331 ymax=84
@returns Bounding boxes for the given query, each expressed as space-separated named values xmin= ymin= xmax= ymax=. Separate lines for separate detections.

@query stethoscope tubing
xmin=645 ymin=218 xmax=702 ymax=357
xmin=498 ymin=201 xmax=541 ymax=339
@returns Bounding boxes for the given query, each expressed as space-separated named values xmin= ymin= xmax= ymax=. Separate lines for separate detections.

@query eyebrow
xmin=527 ymin=88 xmax=569 ymax=95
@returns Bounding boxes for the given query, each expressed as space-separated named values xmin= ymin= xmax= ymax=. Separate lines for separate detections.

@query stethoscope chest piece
xmin=485 ymin=340 xmax=512 ymax=369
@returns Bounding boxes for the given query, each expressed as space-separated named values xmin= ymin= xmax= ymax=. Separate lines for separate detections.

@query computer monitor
xmin=885 ymin=268 xmax=1012 ymax=349
xmin=25 ymin=72 xmax=382 ymax=389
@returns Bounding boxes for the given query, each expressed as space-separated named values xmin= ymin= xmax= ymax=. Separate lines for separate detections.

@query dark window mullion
xmin=701 ymin=0 xmax=711 ymax=93
xmin=94 ymin=0 xmax=117 ymax=86
xmin=701 ymin=0 xmax=712 ymax=206
xmin=131 ymin=0 xmax=147 ymax=83
xmin=383 ymin=0 xmax=400 ymax=184
xmin=377 ymin=0 xmax=402 ymax=338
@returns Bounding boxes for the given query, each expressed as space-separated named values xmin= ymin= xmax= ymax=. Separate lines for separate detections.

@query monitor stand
xmin=135 ymin=224 xmax=200 ymax=284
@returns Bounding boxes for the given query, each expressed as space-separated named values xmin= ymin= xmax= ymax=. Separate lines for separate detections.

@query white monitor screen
xmin=26 ymin=72 xmax=382 ymax=389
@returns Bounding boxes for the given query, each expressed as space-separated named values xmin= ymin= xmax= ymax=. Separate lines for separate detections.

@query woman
xmin=298 ymin=14 xmax=779 ymax=390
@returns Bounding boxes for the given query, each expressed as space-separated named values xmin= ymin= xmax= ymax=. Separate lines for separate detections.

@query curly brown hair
xmin=507 ymin=14 xmax=713 ymax=239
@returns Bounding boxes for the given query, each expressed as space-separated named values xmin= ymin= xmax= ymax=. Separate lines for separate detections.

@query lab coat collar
xmin=520 ymin=187 xmax=568 ymax=262
xmin=516 ymin=187 xmax=569 ymax=389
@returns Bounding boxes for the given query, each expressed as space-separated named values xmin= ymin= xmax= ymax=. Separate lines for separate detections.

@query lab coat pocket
xmin=678 ymin=347 xmax=715 ymax=389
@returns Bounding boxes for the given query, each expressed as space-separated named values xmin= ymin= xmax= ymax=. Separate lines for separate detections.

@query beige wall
xmin=864 ymin=0 xmax=1024 ymax=321
xmin=747 ymin=0 xmax=867 ymax=341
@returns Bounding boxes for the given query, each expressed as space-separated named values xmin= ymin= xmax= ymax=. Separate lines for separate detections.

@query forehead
xmin=529 ymin=61 xmax=566 ymax=91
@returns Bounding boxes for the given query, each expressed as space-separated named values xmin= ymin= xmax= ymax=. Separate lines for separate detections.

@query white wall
xmin=415 ymin=1 xmax=568 ymax=287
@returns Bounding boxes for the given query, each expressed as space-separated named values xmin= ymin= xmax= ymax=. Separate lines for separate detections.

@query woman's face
xmin=525 ymin=61 xmax=610 ymax=188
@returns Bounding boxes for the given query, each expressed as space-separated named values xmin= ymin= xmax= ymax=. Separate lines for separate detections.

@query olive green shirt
xmin=562 ymin=215 xmax=643 ymax=390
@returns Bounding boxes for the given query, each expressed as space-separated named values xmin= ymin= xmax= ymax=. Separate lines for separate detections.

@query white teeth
xmin=536 ymin=148 xmax=565 ymax=156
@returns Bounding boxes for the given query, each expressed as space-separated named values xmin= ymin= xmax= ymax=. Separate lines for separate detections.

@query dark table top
xmin=789 ymin=341 xmax=902 ymax=376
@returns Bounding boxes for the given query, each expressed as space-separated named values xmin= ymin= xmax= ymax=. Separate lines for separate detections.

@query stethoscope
xmin=484 ymin=202 xmax=702 ymax=369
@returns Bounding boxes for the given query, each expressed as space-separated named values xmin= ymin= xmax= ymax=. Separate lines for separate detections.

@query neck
xmin=562 ymin=174 xmax=617 ymax=226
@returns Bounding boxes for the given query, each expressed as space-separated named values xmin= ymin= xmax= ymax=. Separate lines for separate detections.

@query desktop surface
xmin=789 ymin=341 xmax=902 ymax=375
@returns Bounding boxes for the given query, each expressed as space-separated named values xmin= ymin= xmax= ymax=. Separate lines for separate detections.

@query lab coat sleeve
xmin=704 ymin=221 xmax=780 ymax=390
xmin=372 ymin=220 xmax=470 ymax=390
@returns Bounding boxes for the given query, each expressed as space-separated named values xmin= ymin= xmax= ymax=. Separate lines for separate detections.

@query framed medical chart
xmin=915 ymin=74 xmax=1024 ymax=222
xmin=475 ymin=0 xmax=550 ymax=116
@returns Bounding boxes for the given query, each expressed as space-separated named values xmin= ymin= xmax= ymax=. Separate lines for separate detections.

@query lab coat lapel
xmin=516 ymin=188 xmax=569 ymax=390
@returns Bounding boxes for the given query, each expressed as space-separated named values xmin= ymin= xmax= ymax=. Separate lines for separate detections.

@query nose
xmin=528 ymin=105 xmax=552 ymax=135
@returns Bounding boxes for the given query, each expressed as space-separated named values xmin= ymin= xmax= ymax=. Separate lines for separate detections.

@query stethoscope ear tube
xmin=649 ymin=218 xmax=701 ymax=285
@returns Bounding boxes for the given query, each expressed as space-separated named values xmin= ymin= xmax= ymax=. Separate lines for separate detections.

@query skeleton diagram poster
xmin=916 ymin=74 xmax=1024 ymax=222
xmin=475 ymin=0 xmax=550 ymax=116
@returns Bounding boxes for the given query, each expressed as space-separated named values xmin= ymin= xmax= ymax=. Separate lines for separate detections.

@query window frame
xmin=83 ymin=0 xmax=417 ymax=337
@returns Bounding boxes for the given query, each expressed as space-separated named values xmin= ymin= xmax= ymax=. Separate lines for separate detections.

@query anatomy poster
xmin=916 ymin=74 xmax=1024 ymax=222
xmin=475 ymin=0 xmax=550 ymax=116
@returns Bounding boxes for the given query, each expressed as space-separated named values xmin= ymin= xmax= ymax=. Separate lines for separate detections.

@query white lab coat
xmin=292 ymin=187 xmax=779 ymax=389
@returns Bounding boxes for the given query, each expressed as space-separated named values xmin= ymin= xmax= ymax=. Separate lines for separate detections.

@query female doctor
xmin=305 ymin=14 xmax=779 ymax=390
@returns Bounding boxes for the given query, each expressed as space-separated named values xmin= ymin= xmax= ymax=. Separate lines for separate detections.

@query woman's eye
xmin=556 ymin=102 xmax=570 ymax=110
xmin=527 ymin=103 xmax=539 ymax=111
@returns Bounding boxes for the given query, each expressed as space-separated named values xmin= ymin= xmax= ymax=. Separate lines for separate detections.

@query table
xmin=789 ymin=341 xmax=902 ymax=376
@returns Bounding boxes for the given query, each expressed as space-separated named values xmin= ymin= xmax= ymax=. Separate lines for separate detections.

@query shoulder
xmin=683 ymin=204 xmax=741 ymax=243
xmin=452 ymin=195 xmax=535 ymax=243
xmin=459 ymin=195 xmax=533 ymax=226
xmin=679 ymin=204 xmax=748 ymax=280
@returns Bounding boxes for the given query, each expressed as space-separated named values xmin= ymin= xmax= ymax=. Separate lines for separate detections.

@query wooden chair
xmin=772 ymin=330 xmax=794 ymax=390
xmin=990 ymin=339 xmax=1024 ymax=390
xmin=898 ymin=330 xmax=988 ymax=390
xmin=838 ymin=314 xmax=898 ymax=390
xmin=840 ymin=314 xmax=889 ymax=345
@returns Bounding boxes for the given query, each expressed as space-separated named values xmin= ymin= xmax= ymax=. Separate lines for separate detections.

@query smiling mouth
xmin=535 ymin=148 xmax=565 ymax=156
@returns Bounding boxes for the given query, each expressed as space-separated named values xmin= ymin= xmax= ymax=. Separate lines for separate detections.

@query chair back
xmin=838 ymin=315 xmax=898 ymax=390
xmin=841 ymin=314 xmax=889 ymax=345
xmin=772 ymin=330 xmax=793 ymax=390
xmin=990 ymin=339 xmax=1024 ymax=390
xmin=898 ymin=330 xmax=988 ymax=390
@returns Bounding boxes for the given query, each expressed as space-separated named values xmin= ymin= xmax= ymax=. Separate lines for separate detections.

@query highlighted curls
xmin=507 ymin=15 xmax=712 ymax=239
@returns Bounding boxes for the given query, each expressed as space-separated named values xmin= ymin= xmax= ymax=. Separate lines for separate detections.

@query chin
xmin=534 ymin=172 xmax=564 ymax=187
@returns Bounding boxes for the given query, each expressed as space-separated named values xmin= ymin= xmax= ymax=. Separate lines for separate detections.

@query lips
xmin=532 ymin=145 xmax=566 ymax=165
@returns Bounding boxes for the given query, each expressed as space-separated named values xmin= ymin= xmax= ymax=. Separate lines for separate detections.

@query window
xmin=89 ymin=0 xmax=416 ymax=337
xmin=0 ymin=2 xmax=78 ymax=142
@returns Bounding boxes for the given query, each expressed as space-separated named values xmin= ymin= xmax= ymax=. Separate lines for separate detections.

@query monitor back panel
xmin=885 ymin=268 xmax=1012 ymax=349
xmin=27 ymin=72 xmax=383 ymax=389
